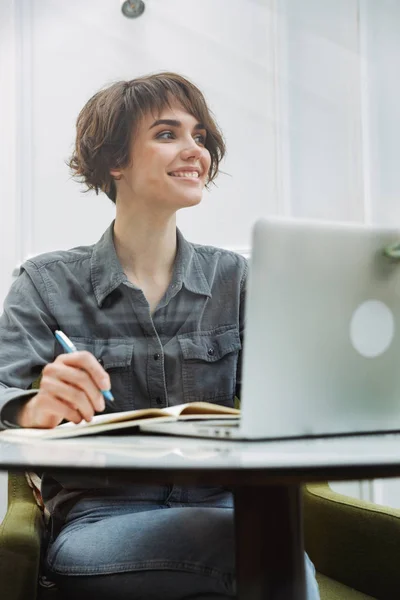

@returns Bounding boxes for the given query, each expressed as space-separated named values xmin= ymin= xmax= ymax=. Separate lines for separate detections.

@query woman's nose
xmin=180 ymin=139 xmax=202 ymax=160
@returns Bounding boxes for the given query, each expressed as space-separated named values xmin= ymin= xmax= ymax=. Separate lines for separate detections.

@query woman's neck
xmin=112 ymin=210 xmax=177 ymax=284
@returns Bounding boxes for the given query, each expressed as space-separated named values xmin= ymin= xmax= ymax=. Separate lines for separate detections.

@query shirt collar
xmin=174 ymin=228 xmax=212 ymax=298
xmin=91 ymin=220 xmax=211 ymax=307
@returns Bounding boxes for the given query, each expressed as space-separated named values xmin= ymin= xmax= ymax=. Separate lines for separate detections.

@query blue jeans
xmin=45 ymin=484 xmax=320 ymax=600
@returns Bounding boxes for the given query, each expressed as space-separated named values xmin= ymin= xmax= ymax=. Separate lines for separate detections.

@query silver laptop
xmin=140 ymin=217 xmax=400 ymax=440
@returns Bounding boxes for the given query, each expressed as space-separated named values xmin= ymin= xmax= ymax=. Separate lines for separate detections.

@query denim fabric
xmin=0 ymin=220 xmax=247 ymax=520
xmin=0 ymin=220 xmax=247 ymax=417
xmin=45 ymin=485 xmax=320 ymax=600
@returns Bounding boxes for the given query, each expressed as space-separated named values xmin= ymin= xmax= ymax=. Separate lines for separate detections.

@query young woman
xmin=0 ymin=72 xmax=320 ymax=599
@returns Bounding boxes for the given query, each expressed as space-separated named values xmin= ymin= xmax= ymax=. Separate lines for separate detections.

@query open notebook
xmin=0 ymin=402 xmax=240 ymax=441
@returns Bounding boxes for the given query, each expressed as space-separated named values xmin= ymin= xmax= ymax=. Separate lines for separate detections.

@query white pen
xmin=54 ymin=330 xmax=114 ymax=402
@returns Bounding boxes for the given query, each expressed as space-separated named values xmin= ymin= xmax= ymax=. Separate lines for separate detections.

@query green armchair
xmin=1 ymin=473 xmax=400 ymax=599
xmin=304 ymin=482 xmax=400 ymax=599
xmin=0 ymin=472 xmax=58 ymax=600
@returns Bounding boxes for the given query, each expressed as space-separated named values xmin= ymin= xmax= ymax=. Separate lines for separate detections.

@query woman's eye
xmin=156 ymin=130 xmax=206 ymax=145
xmin=156 ymin=131 xmax=174 ymax=140
xmin=194 ymin=134 xmax=206 ymax=145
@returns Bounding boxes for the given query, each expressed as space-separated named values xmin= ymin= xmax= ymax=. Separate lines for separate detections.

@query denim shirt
xmin=0 ymin=220 xmax=247 ymax=519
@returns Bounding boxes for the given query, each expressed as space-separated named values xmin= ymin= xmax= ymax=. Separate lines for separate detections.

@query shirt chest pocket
xmin=177 ymin=325 xmax=241 ymax=405
xmin=69 ymin=337 xmax=134 ymax=411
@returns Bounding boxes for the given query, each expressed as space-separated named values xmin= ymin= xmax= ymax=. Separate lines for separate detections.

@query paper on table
xmin=0 ymin=402 xmax=239 ymax=441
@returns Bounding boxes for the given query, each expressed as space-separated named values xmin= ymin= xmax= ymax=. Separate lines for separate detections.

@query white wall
xmin=0 ymin=1 xmax=17 ymax=312
xmin=0 ymin=0 xmax=18 ymax=528
xmin=24 ymin=0 xmax=279 ymax=259
xmin=362 ymin=0 xmax=400 ymax=226
xmin=280 ymin=0 xmax=365 ymax=221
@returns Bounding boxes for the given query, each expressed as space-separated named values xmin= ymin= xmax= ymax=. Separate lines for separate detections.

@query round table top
xmin=2 ymin=431 xmax=400 ymax=484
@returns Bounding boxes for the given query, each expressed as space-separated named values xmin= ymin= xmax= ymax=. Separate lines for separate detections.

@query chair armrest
xmin=0 ymin=472 xmax=43 ymax=600
xmin=304 ymin=482 xmax=400 ymax=599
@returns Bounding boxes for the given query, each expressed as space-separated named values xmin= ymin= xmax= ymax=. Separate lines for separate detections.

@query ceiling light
xmin=121 ymin=1 xmax=145 ymax=19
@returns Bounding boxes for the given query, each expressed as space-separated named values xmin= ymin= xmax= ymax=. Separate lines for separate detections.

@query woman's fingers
xmin=17 ymin=393 xmax=83 ymax=428
xmin=39 ymin=374 xmax=97 ymax=422
xmin=56 ymin=351 xmax=111 ymax=392
xmin=16 ymin=350 xmax=110 ymax=428
xmin=44 ymin=353 xmax=107 ymax=414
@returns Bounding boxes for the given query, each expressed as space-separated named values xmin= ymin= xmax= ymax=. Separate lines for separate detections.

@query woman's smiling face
xmin=112 ymin=99 xmax=212 ymax=212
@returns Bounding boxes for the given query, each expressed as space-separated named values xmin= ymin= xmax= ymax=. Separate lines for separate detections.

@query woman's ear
xmin=110 ymin=168 xmax=122 ymax=180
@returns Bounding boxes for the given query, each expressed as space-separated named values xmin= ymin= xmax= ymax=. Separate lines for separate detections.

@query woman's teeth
xmin=169 ymin=172 xmax=199 ymax=178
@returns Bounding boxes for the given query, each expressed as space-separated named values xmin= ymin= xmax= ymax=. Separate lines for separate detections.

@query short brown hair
xmin=68 ymin=72 xmax=226 ymax=203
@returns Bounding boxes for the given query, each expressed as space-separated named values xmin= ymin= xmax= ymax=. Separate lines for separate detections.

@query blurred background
xmin=0 ymin=0 xmax=400 ymax=518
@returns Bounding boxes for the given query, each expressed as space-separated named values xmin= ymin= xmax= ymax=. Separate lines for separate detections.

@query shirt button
xmin=207 ymin=348 xmax=215 ymax=356
xmin=156 ymin=397 xmax=162 ymax=405
xmin=153 ymin=353 xmax=160 ymax=361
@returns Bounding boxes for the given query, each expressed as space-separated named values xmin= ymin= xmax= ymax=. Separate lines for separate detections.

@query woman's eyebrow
xmin=149 ymin=119 xmax=206 ymax=130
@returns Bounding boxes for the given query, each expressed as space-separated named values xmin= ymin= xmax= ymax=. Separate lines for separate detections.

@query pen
xmin=54 ymin=330 xmax=114 ymax=402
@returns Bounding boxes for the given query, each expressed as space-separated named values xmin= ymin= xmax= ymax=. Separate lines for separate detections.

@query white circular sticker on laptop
xmin=350 ymin=300 xmax=394 ymax=358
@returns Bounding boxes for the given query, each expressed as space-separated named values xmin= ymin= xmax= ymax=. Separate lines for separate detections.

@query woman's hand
xmin=16 ymin=352 xmax=111 ymax=428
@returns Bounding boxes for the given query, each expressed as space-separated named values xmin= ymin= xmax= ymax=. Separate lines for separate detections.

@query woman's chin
xmin=175 ymin=193 xmax=203 ymax=209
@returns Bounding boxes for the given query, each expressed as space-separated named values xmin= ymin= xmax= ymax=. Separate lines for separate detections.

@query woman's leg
xmin=45 ymin=489 xmax=320 ymax=600
xmin=46 ymin=505 xmax=235 ymax=600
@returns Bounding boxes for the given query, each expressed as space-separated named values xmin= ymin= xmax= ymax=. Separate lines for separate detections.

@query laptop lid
xmin=239 ymin=217 xmax=400 ymax=439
